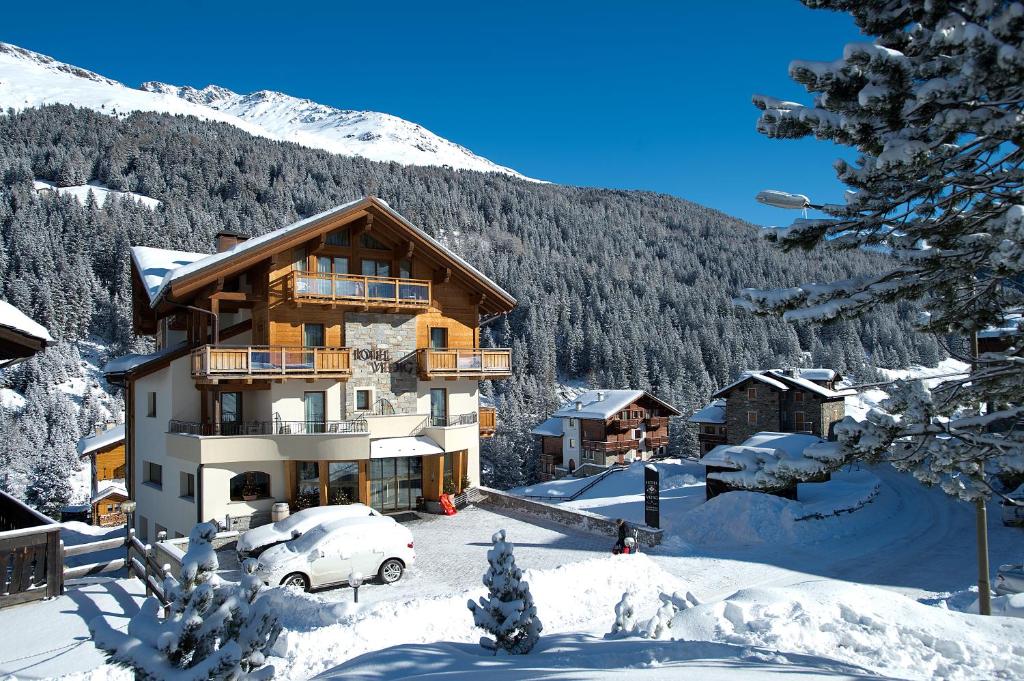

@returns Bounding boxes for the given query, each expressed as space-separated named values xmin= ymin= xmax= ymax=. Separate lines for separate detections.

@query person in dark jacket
xmin=613 ymin=518 xmax=628 ymax=554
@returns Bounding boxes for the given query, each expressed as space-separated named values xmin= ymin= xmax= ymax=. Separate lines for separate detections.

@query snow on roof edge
xmin=77 ymin=424 xmax=126 ymax=456
xmin=0 ymin=300 xmax=53 ymax=342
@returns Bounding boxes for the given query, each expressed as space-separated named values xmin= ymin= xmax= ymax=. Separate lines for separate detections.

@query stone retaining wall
xmin=475 ymin=486 xmax=663 ymax=547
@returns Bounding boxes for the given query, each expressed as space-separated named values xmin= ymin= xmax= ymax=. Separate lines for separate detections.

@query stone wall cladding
xmin=820 ymin=399 xmax=846 ymax=439
xmin=344 ymin=312 xmax=419 ymax=415
xmin=726 ymin=386 xmax=781 ymax=444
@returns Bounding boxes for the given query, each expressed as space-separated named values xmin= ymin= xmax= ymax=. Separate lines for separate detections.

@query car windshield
xmin=288 ymin=525 xmax=330 ymax=554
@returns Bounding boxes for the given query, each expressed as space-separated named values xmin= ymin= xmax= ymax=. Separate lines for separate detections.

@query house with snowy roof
xmin=690 ymin=368 xmax=854 ymax=456
xmin=0 ymin=300 xmax=52 ymax=368
xmin=702 ymin=431 xmax=833 ymax=500
xmin=530 ymin=389 xmax=680 ymax=478
xmin=77 ymin=423 xmax=127 ymax=526
xmin=104 ymin=197 xmax=514 ymax=539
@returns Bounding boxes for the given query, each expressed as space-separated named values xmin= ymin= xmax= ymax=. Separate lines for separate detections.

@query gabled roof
xmin=713 ymin=369 xmax=853 ymax=400
xmin=689 ymin=399 xmax=726 ymax=424
xmin=91 ymin=481 xmax=128 ymax=505
xmin=0 ymin=300 xmax=52 ymax=367
xmin=713 ymin=371 xmax=789 ymax=398
xmin=135 ymin=197 xmax=516 ymax=315
xmin=131 ymin=247 xmax=208 ymax=306
xmin=77 ymin=424 xmax=125 ymax=456
xmin=764 ymin=370 xmax=855 ymax=399
xmin=530 ymin=417 xmax=563 ymax=437
xmin=550 ymin=389 xmax=681 ymax=421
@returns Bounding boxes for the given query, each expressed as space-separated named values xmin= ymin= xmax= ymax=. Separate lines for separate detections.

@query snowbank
xmin=671 ymin=581 xmax=1024 ymax=680
xmin=32 ymin=179 xmax=161 ymax=209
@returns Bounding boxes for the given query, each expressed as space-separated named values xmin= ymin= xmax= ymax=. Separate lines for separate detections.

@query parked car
xmin=1001 ymin=484 xmax=1024 ymax=527
xmin=237 ymin=504 xmax=380 ymax=558
xmin=995 ymin=563 xmax=1024 ymax=596
xmin=254 ymin=515 xmax=415 ymax=591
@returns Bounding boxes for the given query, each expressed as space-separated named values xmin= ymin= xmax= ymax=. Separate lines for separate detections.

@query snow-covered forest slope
xmin=0 ymin=42 xmax=528 ymax=178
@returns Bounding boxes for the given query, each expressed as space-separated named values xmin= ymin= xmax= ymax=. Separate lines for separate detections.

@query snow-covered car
xmin=237 ymin=504 xmax=380 ymax=558
xmin=995 ymin=563 xmax=1024 ymax=596
xmin=1001 ymin=484 xmax=1024 ymax=527
xmin=254 ymin=515 xmax=415 ymax=591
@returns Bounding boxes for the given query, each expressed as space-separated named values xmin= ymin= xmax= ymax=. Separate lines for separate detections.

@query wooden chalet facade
xmin=106 ymin=197 xmax=516 ymax=539
xmin=531 ymin=390 xmax=680 ymax=479
xmin=76 ymin=424 xmax=128 ymax=526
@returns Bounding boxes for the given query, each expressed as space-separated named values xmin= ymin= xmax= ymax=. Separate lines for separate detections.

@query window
xmin=430 ymin=388 xmax=448 ymax=426
xmin=719 ymin=427 xmax=727 ymax=435
xmin=747 ymin=411 xmax=757 ymax=426
xmin=180 ymin=472 xmax=195 ymax=499
xmin=703 ymin=425 xmax=716 ymax=435
xmin=325 ymin=228 xmax=350 ymax=247
xmin=361 ymin=258 xmax=391 ymax=277
xmin=292 ymin=247 xmax=307 ymax=272
xmin=429 ymin=327 xmax=448 ymax=349
xmin=317 ymin=255 xmax=349 ymax=275
xmin=794 ymin=411 xmax=807 ymax=432
xmin=230 ymin=471 xmax=271 ymax=501
xmin=794 ymin=391 xmax=804 ymax=403
xmin=304 ymin=392 xmax=326 ymax=432
xmin=399 ymin=259 xmax=412 ymax=278
xmin=747 ymin=387 xmax=757 ymax=399
xmin=355 ymin=389 xmax=372 ymax=411
xmin=569 ymin=439 xmax=576 ymax=448
xmin=146 ymin=392 xmax=156 ymax=418
xmin=569 ymin=418 xmax=576 ymax=427
xmin=327 ymin=462 xmax=360 ymax=505
xmin=303 ymin=323 xmax=325 ymax=347
xmin=144 ymin=461 xmax=162 ymax=488
xmin=221 ymin=392 xmax=242 ymax=429
xmin=360 ymin=233 xmax=389 ymax=250
xmin=634 ymin=429 xmax=642 ymax=439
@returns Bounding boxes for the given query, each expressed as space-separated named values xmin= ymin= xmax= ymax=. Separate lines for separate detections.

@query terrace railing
xmin=0 ymin=490 xmax=62 ymax=609
xmin=583 ymin=439 xmax=640 ymax=453
xmin=417 ymin=348 xmax=512 ymax=379
xmin=429 ymin=412 xmax=479 ymax=428
xmin=479 ymin=406 xmax=497 ymax=437
xmin=168 ymin=419 xmax=368 ymax=436
xmin=191 ymin=345 xmax=352 ymax=380
xmin=289 ymin=272 xmax=431 ymax=310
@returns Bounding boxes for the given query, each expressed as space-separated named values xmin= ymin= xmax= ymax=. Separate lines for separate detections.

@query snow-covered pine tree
xmin=736 ymin=0 xmax=1024 ymax=501
xmin=90 ymin=522 xmax=281 ymax=680
xmin=467 ymin=529 xmax=542 ymax=654
xmin=609 ymin=591 xmax=638 ymax=638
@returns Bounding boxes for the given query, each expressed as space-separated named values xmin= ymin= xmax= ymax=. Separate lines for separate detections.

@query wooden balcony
xmin=610 ymin=417 xmax=641 ymax=431
xmin=583 ymin=439 xmax=639 ymax=453
xmin=417 ymin=348 xmax=512 ymax=380
xmin=289 ymin=271 xmax=431 ymax=311
xmin=646 ymin=435 xmax=669 ymax=449
xmin=191 ymin=345 xmax=353 ymax=383
xmin=479 ymin=406 xmax=497 ymax=438
xmin=647 ymin=416 xmax=670 ymax=429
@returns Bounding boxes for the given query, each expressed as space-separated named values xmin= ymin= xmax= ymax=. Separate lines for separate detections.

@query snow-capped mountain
xmin=0 ymin=42 xmax=529 ymax=179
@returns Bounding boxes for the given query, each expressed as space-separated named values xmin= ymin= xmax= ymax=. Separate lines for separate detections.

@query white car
xmin=255 ymin=515 xmax=415 ymax=591
xmin=237 ymin=504 xmax=380 ymax=558
xmin=995 ymin=563 xmax=1024 ymax=596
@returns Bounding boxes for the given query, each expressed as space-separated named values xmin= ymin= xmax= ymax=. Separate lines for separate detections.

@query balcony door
xmin=370 ymin=457 xmax=422 ymax=512
xmin=220 ymin=391 xmax=242 ymax=436
xmin=304 ymin=391 xmax=325 ymax=434
xmin=430 ymin=388 xmax=447 ymax=427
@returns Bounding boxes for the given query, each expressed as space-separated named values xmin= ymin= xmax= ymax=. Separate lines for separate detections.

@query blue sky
xmin=3 ymin=1 xmax=864 ymax=226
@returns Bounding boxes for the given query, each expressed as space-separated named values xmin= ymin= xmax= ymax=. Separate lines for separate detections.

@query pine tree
xmin=467 ymin=529 xmax=542 ymax=655
xmin=737 ymin=0 xmax=1024 ymax=501
xmin=90 ymin=522 xmax=281 ymax=680
xmin=609 ymin=591 xmax=638 ymax=638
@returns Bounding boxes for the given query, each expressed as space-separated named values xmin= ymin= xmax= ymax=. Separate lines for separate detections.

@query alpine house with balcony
xmin=105 ymin=197 xmax=515 ymax=539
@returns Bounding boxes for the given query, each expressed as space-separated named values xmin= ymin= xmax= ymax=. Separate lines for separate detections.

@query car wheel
xmin=280 ymin=572 xmax=310 ymax=591
xmin=378 ymin=558 xmax=404 ymax=584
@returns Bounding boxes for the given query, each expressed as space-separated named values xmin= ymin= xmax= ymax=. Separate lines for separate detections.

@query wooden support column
xmin=284 ymin=462 xmax=296 ymax=507
xmin=318 ymin=461 xmax=329 ymax=506
xmin=359 ymin=460 xmax=371 ymax=506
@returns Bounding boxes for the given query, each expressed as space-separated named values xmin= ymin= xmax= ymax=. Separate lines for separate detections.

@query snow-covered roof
xmin=90 ymin=481 xmax=128 ymax=505
xmin=77 ymin=424 xmax=125 ymax=456
xmin=551 ymin=390 xmax=644 ymax=420
xmin=135 ymin=198 xmax=516 ymax=311
xmin=131 ymin=246 xmax=209 ymax=305
xmin=764 ymin=371 xmax=856 ymax=399
xmin=796 ymin=368 xmax=837 ymax=382
xmin=370 ymin=435 xmax=444 ymax=459
xmin=689 ymin=399 xmax=726 ymax=424
xmin=713 ymin=372 xmax=789 ymax=397
xmin=0 ymin=300 xmax=53 ymax=343
xmin=103 ymin=342 xmax=188 ymax=377
xmin=713 ymin=369 xmax=852 ymax=400
xmin=702 ymin=432 xmax=824 ymax=470
xmin=530 ymin=417 xmax=564 ymax=437
xmin=978 ymin=313 xmax=1023 ymax=339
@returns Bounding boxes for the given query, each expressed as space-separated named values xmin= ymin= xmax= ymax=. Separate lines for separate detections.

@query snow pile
xmin=671 ymin=581 xmax=1024 ymax=681
xmin=32 ymin=179 xmax=161 ymax=209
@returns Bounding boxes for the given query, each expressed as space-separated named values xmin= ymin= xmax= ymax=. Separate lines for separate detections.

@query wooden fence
xmin=63 ymin=528 xmax=172 ymax=605
xmin=0 ymin=490 xmax=62 ymax=609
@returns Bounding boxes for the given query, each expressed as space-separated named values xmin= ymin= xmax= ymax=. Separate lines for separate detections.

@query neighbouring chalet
xmin=531 ymin=390 xmax=680 ymax=479
xmin=691 ymin=368 xmax=854 ymax=456
xmin=77 ymin=424 xmax=127 ymax=526
xmin=0 ymin=300 xmax=52 ymax=368
xmin=104 ymin=197 xmax=515 ymax=540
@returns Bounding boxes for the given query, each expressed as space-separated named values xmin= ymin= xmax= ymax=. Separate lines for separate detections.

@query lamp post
xmin=121 ymin=499 xmax=137 ymax=568
xmin=348 ymin=571 xmax=364 ymax=603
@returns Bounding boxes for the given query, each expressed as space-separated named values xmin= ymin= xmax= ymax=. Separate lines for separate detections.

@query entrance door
xmin=304 ymin=392 xmax=325 ymax=434
xmin=430 ymin=388 xmax=447 ymax=427
xmin=371 ymin=457 xmax=422 ymax=513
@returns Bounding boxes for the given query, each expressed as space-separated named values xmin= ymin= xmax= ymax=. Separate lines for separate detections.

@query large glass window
xmin=328 ymin=462 xmax=359 ymax=505
xmin=230 ymin=471 xmax=270 ymax=501
xmin=295 ymin=462 xmax=320 ymax=509
xmin=360 ymin=233 xmax=389 ymax=250
xmin=399 ymin=259 xmax=412 ymax=279
xmin=325 ymin=228 xmax=350 ymax=247
xmin=361 ymin=259 xmax=391 ymax=277
xmin=370 ymin=457 xmax=423 ymax=512
xmin=443 ymin=453 xmax=455 ymax=493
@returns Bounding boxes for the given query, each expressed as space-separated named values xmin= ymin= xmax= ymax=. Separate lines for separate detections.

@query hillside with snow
xmin=0 ymin=42 xmax=529 ymax=179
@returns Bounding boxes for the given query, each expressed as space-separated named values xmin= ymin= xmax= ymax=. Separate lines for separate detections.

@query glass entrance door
xmin=430 ymin=388 xmax=447 ymax=427
xmin=304 ymin=391 xmax=325 ymax=434
xmin=370 ymin=457 xmax=423 ymax=512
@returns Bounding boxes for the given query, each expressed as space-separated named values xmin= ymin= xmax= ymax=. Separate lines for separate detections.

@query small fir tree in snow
xmin=609 ymin=591 xmax=638 ymax=638
xmin=737 ymin=0 xmax=1024 ymax=500
xmin=642 ymin=591 xmax=701 ymax=639
xmin=467 ymin=529 xmax=542 ymax=654
xmin=90 ymin=522 xmax=281 ymax=680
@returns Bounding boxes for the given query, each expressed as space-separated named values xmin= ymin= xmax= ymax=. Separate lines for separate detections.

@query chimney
xmin=596 ymin=391 xmax=605 ymax=402
xmin=215 ymin=230 xmax=249 ymax=253
xmin=104 ymin=420 xmax=117 ymax=431
xmin=786 ymin=367 xmax=799 ymax=378
xmin=94 ymin=422 xmax=103 ymax=436
xmin=575 ymin=401 xmax=583 ymax=411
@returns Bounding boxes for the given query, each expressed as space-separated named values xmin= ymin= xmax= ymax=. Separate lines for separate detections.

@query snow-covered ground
xmin=32 ymin=180 xmax=161 ymax=210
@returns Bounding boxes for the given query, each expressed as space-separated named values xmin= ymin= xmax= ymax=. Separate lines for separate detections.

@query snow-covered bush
xmin=609 ymin=591 xmax=638 ymax=637
xmin=90 ymin=521 xmax=281 ymax=680
xmin=708 ymin=438 xmax=847 ymax=493
xmin=467 ymin=529 xmax=542 ymax=654
xmin=737 ymin=0 xmax=1024 ymax=501
xmin=642 ymin=590 xmax=701 ymax=639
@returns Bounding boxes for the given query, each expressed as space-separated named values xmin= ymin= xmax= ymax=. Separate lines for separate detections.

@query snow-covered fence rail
xmin=474 ymin=486 xmax=663 ymax=547
xmin=0 ymin=489 xmax=62 ymax=609
xmin=62 ymin=536 xmax=128 ymax=580
xmin=521 ymin=466 xmax=625 ymax=503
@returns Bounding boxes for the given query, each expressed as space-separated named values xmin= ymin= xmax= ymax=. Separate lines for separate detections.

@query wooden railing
xmin=290 ymin=271 xmax=431 ymax=310
xmin=647 ymin=416 xmax=670 ymax=428
xmin=191 ymin=345 xmax=353 ymax=380
xmin=417 ymin=348 xmax=512 ymax=379
xmin=479 ymin=406 xmax=497 ymax=437
xmin=0 ymin=490 xmax=62 ymax=608
xmin=610 ymin=417 xmax=642 ymax=431
xmin=646 ymin=435 xmax=669 ymax=448
xmin=169 ymin=419 xmax=368 ymax=436
xmin=583 ymin=439 xmax=640 ymax=453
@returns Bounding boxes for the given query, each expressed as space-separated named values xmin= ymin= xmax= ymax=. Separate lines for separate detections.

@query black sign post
xmin=644 ymin=464 xmax=660 ymax=529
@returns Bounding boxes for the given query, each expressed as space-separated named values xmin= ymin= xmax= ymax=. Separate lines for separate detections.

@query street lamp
xmin=121 ymin=499 xmax=137 ymax=567
xmin=755 ymin=190 xmax=823 ymax=211
xmin=348 ymin=571 xmax=364 ymax=603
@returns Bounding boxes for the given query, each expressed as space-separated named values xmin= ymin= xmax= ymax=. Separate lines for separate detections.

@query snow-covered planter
xmin=89 ymin=521 xmax=281 ymax=680
xmin=467 ymin=529 xmax=542 ymax=654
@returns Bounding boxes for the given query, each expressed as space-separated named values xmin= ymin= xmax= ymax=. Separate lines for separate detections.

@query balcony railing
xmin=191 ymin=345 xmax=353 ymax=381
xmin=289 ymin=271 xmax=431 ymax=310
xmin=610 ymin=417 xmax=642 ymax=431
xmin=429 ymin=412 xmax=479 ymax=428
xmin=479 ymin=406 xmax=497 ymax=437
xmin=647 ymin=416 xmax=670 ymax=429
xmin=168 ymin=419 xmax=368 ymax=436
xmin=646 ymin=435 xmax=669 ymax=448
xmin=583 ymin=439 xmax=639 ymax=453
xmin=417 ymin=348 xmax=513 ymax=379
